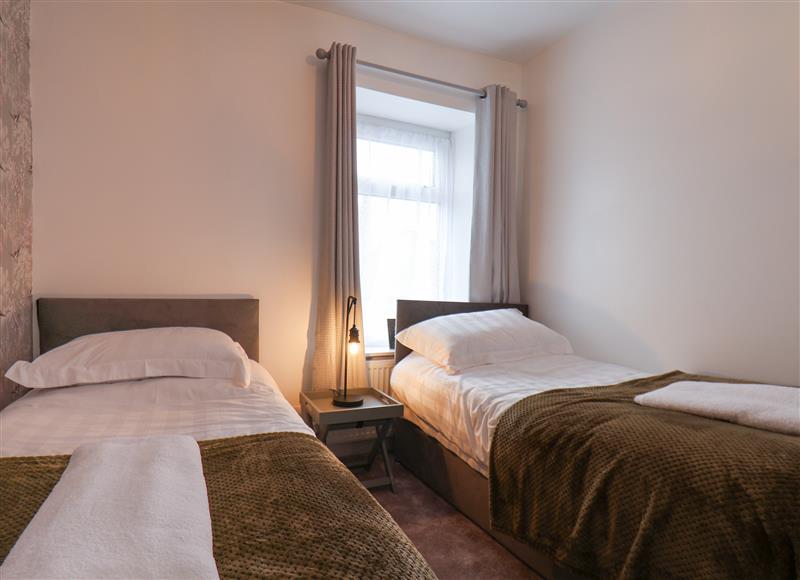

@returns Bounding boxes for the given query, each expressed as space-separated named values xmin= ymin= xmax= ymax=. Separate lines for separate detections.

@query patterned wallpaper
xmin=0 ymin=0 xmax=33 ymax=408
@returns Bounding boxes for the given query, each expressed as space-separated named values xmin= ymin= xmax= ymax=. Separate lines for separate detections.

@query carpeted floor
xmin=370 ymin=460 xmax=539 ymax=580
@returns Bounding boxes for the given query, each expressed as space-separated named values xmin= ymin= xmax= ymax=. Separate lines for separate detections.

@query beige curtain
xmin=311 ymin=42 xmax=368 ymax=392
xmin=469 ymin=85 xmax=521 ymax=303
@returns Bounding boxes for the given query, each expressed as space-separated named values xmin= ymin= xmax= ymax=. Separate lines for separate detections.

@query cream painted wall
xmin=30 ymin=0 xmax=522 ymax=405
xmin=522 ymin=2 xmax=799 ymax=385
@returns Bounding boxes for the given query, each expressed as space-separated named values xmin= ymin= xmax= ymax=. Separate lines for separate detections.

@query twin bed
xmin=390 ymin=300 xmax=799 ymax=580
xmin=0 ymin=298 xmax=435 ymax=579
xmin=1 ymin=297 xmax=797 ymax=579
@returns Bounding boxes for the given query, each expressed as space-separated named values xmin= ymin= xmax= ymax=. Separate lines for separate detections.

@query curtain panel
xmin=469 ymin=85 xmax=521 ymax=303
xmin=311 ymin=42 xmax=368 ymax=391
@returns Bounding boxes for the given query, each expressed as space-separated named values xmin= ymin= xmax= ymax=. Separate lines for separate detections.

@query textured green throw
xmin=1 ymin=432 xmax=436 ymax=580
xmin=491 ymin=371 xmax=799 ymax=580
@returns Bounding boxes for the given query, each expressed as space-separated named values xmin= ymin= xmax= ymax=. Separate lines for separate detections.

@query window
xmin=356 ymin=101 xmax=475 ymax=350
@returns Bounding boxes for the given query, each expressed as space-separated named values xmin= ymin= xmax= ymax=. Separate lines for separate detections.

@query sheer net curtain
xmin=357 ymin=116 xmax=468 ymax=349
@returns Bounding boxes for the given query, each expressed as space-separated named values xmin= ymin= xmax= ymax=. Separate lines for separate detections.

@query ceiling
xmin=291 ymin=1 xmax=611 ymax=63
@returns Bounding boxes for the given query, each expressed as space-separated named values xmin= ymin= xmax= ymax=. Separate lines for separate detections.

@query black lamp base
xmin=332 ymin=394 xmax=364 ymax=408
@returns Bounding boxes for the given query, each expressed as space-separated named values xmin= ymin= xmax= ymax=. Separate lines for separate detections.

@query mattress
xmin=0 ymin=360 xmax=312 ymax=457
xmin=390 ymin=352 xmax=647 ymax=476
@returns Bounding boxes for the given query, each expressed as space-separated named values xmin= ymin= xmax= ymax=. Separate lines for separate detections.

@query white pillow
xmin=395 ymin=308 xmax=573 ymax=374
xmin=6 ymin=327 xmax=251 ymax=389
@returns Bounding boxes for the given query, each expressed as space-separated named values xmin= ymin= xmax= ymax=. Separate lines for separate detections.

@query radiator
xmin=366 ymin=354 xmax=395 ymax=393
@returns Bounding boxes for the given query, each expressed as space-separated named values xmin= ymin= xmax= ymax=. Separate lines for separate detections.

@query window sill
xmin=365 ymin=349 xmax=395 ymax=361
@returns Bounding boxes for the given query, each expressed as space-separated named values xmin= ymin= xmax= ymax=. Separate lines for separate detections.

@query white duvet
xmin=0 ymin=360 xmax=313 ymax=457
xmin=390 ymin=353 xmax=647 ymax=476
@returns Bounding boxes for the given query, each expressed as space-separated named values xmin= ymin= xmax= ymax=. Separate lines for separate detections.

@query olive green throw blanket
xmin=490 ymin=371 xmax=800 ymax=580
xmin=1 ymin=432 xmax=436 ymax=580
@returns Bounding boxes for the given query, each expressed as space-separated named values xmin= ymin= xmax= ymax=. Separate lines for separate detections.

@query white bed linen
xmin=1 ymin=436 xmax=219 ymax=579
xmin=1 ymin=360 xmax=313 ymax=457
xmin=390 ymin=353 xmax=647 ymax=476
xmin=635 ymin=381 xmax=800 ymax=435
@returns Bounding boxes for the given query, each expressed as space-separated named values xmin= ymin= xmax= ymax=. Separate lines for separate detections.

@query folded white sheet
xmin=634 ymin=381 xmax=800 ymax=436
xmin=1 ymin=435 xmax=219 ymax=579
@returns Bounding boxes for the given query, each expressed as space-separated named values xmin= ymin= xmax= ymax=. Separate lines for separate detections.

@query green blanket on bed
xmin=490 ymin=371 xmax=800 ymax=580
xmin=1 ymin=432 xmax=436 ymax=580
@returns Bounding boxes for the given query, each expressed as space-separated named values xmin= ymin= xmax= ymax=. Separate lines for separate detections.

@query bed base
xmin=394 ymin=418 xmax=585 ymax=580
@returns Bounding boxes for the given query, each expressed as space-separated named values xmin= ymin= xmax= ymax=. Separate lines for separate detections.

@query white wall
xmin=30 ymin=0 xmax=522 ymax=405
xmin=522 ymin=2 xmax=799 ymax=385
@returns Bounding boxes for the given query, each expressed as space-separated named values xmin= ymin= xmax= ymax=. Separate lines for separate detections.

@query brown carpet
xmin=370 ymin=460 xmax=538 ymax=580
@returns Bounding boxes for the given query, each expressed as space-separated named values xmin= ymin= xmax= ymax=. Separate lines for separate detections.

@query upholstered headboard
xmin=394 ymin=300 xmax=529 ymax=364
xmin=37 ymin=298 xmax=260 ymax=360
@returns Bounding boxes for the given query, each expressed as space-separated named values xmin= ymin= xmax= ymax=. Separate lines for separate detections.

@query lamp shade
xmin=348 ymin=325 xmax=360 ymax=354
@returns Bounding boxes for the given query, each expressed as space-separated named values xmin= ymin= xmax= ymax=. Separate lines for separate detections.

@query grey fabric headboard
xmin=37 ymin=298 xmax=260 ymax=361
xmin=395 ymin=300 xmax=529 ymax=364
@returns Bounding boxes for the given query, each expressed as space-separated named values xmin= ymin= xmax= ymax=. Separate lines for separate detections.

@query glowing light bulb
xmin=347 ymin=324 xmax=360 ymax=355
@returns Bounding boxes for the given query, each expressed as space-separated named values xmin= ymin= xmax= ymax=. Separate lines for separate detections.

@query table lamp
xmin=332 ymin=295 xmax=364 ymax=407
